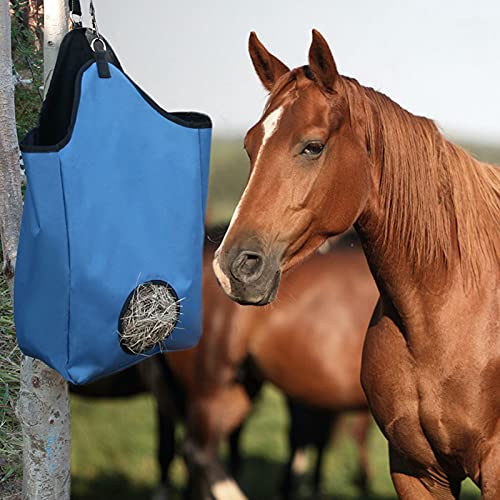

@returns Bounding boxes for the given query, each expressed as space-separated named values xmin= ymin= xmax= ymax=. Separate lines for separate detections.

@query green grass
xmin=76 ymin=134 xmax=499 ymax=498
xmin=0 ymin=274 xmax=22 ymax=499
xmin=2 ymin=137 xmax=498 ymax=498
xmin=207 ymin=138 xmax=500 ymax=224
xmin=207 ymin=138 xmax=249 ymax=224
xmin=5 ymin=6 xmax=500 ymax=492
xmin=71 ymin=386 xmax=481 ymax=499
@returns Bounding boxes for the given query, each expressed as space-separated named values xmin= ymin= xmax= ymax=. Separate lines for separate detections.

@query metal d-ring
xmin=90 ymin=37 xmax=107 ymax=53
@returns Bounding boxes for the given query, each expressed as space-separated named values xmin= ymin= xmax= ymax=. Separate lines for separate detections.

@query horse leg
xmin=183 ymin=435 xmax=217 ymax=500
xmin=150 ymin=419 xmax=175 ymax=500
xmin=311 ymin=412 xmax=338 ymax=498
xmin=228 ymin=355 xmax=263 ymax=479
xmin=137 ymin=357 xmax=182 ymax=500
xmin=184 ymin=435 xmax=246 ymax=500
xmin=280 ymin=399 xmax=309 ymax=500
xmin=390 ymin=447 xmax=461 ymax=499
xmin=150 ymin=405 xmax=176 ymax=500
xmin=350 ymin=412 xmax=371 ymax=494
xmin=228 ymin=424 xmax=243 ymax=478
xmin=184 ymin=385 xmax=251 ymax=500
xmin=280 ymin=442 xmax=298 ymax=500
xmin=312 ymin=440 xmax=326 ymax=499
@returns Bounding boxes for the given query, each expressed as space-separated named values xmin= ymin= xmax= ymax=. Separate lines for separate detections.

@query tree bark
xmin=0 ymin=0 xmax=23 ymax=286
xmin=17 ymin=359 xmax=71 ymax=499
xmin=42 ymin=0 xmax=68 ymax=91
xmin=0 ymin=0 xmax=71 ymax=498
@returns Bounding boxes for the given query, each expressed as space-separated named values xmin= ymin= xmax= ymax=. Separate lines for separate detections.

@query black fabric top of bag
xmin=23 ymin=28 xmax=211 ymax=151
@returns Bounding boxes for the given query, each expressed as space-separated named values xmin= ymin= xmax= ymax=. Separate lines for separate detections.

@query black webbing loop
xmin=87 ymin=1 xmax=109 ymax=78
xmin=68 ymin=0 xmax=110 ymax=78
xmin=69 ymin=0 xmax=82 ymax=16
xmin=93 ymin=39 xmax=111 ymax=79
xmin=70 ymin=1 xmax=82 ymax=28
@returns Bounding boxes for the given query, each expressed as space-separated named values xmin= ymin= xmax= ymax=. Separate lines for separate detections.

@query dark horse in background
xmin=168 ymin=229 xmax=377 ymax=499
xmin=213 ymin=30 xmax=500 ymax=498
xmin=73 ymin=226 xmax=378 ymax=499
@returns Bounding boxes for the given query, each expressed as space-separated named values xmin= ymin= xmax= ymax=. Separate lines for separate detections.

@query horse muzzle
xmin=213 ymin=246 xmax=281 ymax=306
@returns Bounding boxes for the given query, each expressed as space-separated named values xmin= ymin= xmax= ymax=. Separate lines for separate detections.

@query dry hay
xmin=119 ymin=281 xmax=180 ymax=355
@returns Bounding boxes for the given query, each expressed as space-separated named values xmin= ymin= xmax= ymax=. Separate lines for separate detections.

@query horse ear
xmin=308 ymin=29 xmax=338 ymax=91
xmin=249 ymin=32 xmax=290 ymax=92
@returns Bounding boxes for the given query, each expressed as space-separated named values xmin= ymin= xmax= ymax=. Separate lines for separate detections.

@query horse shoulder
xmin=361 ymin=312 xmax=436 ymax=468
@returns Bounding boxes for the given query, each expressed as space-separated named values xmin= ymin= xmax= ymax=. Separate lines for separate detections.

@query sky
xmin=88 ymin=0 xmax=500 ymax=143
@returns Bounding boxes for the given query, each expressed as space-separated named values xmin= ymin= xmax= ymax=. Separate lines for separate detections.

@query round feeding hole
xmin=119 ymin=280 xmax=180 ymax=355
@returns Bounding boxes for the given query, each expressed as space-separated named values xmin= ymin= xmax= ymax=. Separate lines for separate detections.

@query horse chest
xmin=362 ymin=314 xmax=490 ymax=474
xmin=417 ymin=378 xmax=470 ymax=456
xmin=361 ymin=317 xmax=432 ymax=462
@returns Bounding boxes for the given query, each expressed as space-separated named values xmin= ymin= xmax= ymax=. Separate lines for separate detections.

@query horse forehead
xmin=247 ymin=84 xmax=328 ymax=150
xmin=261 ymin=106 xmax=285 ymax=142
xmin=265 ymin=88 xmax=335 ymax=137
xmin=246 ymin=106 xmax=285 ymax=168
xmin=245 ymin=105 xmax=286 ymax=154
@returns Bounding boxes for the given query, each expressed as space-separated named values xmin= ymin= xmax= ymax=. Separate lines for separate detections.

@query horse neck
xmin=347 ymin=82 xmax=499 ymax=327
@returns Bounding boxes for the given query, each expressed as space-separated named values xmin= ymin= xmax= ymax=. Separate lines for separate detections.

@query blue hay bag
xmin=14 ymin=28 xmax=212 ymax=384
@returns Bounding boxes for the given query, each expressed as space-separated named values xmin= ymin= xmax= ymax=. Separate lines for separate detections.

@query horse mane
xmin=338 ymin=76 xmax=500 ymax=284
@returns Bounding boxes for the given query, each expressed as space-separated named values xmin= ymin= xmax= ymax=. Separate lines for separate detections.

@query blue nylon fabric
xmin=14 ymin=63 xmax=211 ymax=384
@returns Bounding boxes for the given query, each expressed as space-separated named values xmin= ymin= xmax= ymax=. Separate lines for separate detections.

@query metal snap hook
xmin=70 ymin=12 xmax=82 ymax=26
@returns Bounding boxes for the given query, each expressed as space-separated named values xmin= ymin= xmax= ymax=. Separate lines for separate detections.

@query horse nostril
xmin=230 ymin=251 xmax=264 ymax=283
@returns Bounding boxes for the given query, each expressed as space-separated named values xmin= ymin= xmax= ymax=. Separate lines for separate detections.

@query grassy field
xmin=5 ymin=12 xmax=500 ymax=494
xmin=71 ymin=387 xmax=481 ymax=499
xmin=2 ymin=137 xmax=498 ymax=498
xmin=70 ymin=137 xmax=496 ymax=499
xmin=0 ymin=274 xmax=22 ymax=499
xmin=207 ymin=137 xmax=249 ymax=223
xmin=206 ymin=137 xmax=500 ymax=224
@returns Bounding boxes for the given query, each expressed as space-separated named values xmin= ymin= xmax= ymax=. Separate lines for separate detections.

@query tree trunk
xmin=17 ymin=358 xmax=71 ymax=499
xmin=0 ymin=0 xmax=23 ymax=286
xmin=0 ymin=0 xmax=71 ymax=498
xmin=42 ymin=0 xmax=68 ymax=91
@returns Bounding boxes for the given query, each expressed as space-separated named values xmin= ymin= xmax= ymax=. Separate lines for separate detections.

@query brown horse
xmin=213 ymin=30 xmax=500 ymax=498
xmin=172 ymin=230 xmax=378 ymax=499
xmin=72 ymin=230 xmax=376 ymax=499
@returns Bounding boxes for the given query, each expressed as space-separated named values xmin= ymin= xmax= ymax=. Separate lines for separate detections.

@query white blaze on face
xmin=226 ymin=105 xmax=284 ymax=241
xmin=213 ymin=106 xmax=285 ymax=294
xmin=254 ymin=105 xmax=285 ymax=168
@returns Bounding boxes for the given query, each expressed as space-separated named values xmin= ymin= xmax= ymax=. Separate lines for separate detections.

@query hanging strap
xmin=68 ymin=0 xmax=110 ymax=79
xmin=69 ymin=0 xmax=83 ymax=28
xmin=89 ymin=1 xmax=100 ymax=39
xmin=92 ymin=38 xmax=111 ymax=79
xmin=88 ymin=1 xmax=110 ymax=79
xmin=70 ymin=0 xmax=82 ymax=15
xmin=68 ymin=0 xmax=99 ymax=34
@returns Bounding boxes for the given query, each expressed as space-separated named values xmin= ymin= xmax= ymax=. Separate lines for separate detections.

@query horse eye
xmin=301 ymin=142 xmax=325 ymax=158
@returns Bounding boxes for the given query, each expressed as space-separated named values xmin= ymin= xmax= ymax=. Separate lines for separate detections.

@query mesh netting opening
xmin=118 ymin=280 xmax=180 ymax=354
